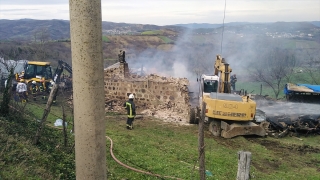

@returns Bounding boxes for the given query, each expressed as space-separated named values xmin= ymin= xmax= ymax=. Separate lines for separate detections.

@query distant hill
xmin=311 ymin=21 xmax=320 ymax=27
xmin=0 ymin=19 xmax=185 ymax=41
xmin=0 ymin=19 xmax=318 ymax=41
xmin=174 ymin=22 xmax=252 ymax=29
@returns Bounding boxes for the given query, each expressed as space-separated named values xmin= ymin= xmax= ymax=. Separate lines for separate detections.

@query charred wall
xmin=104 ymin=62 xmax=190 ymax=122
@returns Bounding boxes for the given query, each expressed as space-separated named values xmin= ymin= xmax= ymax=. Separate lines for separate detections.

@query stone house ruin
xmin=104 ymin=61 xmax=191 ymax=123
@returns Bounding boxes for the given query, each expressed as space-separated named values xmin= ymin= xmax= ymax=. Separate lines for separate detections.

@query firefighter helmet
xmin=129 ymin=94 xmax=134 ymax=99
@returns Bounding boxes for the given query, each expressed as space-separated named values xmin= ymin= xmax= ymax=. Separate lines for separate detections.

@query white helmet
xmin=32 ymin=81 xmax=36 ymax=84
xmin=129 ymin=94 xmax=134 ymax=99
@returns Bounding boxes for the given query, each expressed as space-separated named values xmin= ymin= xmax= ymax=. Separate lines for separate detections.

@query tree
xmin=250 ymin=48 xmax=297 ymax=99
xmin=301 ymin=52 xmax=320 ymax=84
xmin=0 ymin=57 xmax=16 ymax=116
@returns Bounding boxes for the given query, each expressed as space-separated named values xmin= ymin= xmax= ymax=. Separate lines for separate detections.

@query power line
xmin=220 ymin=0 xmax=227 ymax=55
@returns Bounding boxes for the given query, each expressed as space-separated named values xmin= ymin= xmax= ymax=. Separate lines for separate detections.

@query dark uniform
xmin=38 ymin=80 xmax=46 ymax=100
xmin=230 ymin=74 xmax=237 ymax=91
xmin=123 ymin=96 xmax=136 ymax=130
xmin=31 ymin=81 xmax=37 ymax=101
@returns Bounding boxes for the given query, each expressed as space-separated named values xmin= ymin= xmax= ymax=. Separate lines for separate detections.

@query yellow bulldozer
xmin=189 ymin=55 xmax=266 ymax=138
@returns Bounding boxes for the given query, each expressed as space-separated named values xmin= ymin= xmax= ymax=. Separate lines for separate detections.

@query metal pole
xmin=69 ymin=0 xmax=106 ymax=179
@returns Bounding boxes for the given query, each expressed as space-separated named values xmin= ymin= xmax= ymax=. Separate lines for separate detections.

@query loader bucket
xmin=220 ymin=121 xmax=266 ymax=138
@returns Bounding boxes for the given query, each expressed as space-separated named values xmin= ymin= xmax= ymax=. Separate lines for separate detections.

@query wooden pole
xmin=198 ymin=102 xmax=206 ymax=180
xmin=237 ymin=151 xmax=252 ymax=180
xmin=33 ymin=83 xmax=58 ymax=144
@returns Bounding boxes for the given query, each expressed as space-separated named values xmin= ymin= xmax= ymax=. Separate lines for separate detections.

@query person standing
xmin=230 ymin=74 xmax=237 ymax=91
xmin=38 ymin=79 xmax=46 ymax=100
xmin=31 ymin=81 xmax=37 ymax=101
xmin=16 ymin=79 xmax=28 ymax=102
xmin=123 ymin=94 xmax=136 ymax=130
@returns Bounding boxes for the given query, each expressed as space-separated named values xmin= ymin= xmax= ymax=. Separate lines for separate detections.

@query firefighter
xmin=38 ymin=79 xmax=46 ymax=100
xmin=16 ymin=79 xmax=27 ymax=103
xmin=31 ymin=80 xmax=37 ymax=101
xmin=123 ymin=94 xmax=136 ymax=130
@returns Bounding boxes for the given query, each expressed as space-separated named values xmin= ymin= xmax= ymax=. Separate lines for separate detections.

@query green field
xmin=141 ymin=30 xmax=163 ymax=35
xmin=158 ymin=36 xmax=174 ymax=44
xmin=102 ymin=36 xmax=111 ymax=43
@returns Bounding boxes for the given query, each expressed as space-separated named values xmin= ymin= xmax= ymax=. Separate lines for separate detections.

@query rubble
xmin=104 ymin=62 xmax=190 ymax=123
xmin=256 ymin=98 xmax=320 ymax=138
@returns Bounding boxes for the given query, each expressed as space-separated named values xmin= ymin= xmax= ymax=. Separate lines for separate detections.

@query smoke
xmin=126 ymin=28 xmax=218 ymax=93
xmin=257 ymin=100 xmax=320 ymax=117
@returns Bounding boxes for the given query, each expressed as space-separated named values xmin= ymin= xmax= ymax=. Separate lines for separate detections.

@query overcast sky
xmin=0 ymin=0 xmax=319 ymax=25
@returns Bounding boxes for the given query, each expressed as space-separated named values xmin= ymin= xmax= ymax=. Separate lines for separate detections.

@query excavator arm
xmin=214 ymin=55 xmax=232 ymax=93
xmin=53 ymin=60 xmax=72 ymax=83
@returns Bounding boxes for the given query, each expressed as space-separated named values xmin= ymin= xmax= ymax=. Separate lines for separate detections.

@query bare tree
xmin=0 ymin=58 xmax=17 ymax=116
xmin=302 ymin=52 xmax=320 ymax=84
xmin=250 ymin=48 xmax=297 ymax=99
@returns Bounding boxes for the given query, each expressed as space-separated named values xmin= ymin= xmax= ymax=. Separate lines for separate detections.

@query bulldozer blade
xmin=220 ymin=121 xmax=266 ymax=138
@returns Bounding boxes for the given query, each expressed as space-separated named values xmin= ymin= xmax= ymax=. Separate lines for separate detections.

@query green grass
xmin=283 ymin=39 xmax=320 ymax=49
xmin=236 ymin=81 xmax=284 ymax=99
xmin=102 ymin=36 xmax=111 ymax=43
xmin=141 ymin=30 xmax=163 ymax=35
xmin=105 ymin=115 xmax=320 ymax=180
xmin=237 ymin=69 xmax=320 ymax=99
xmin=158 ymin=36 xmax=174 ymax=44
xmin=1 ymin=95 xmax=320 ymax=180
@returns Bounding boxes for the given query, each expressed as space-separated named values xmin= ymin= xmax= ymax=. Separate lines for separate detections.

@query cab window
xmin=203 ymin=80 xmax=218 ymax=93
xmin=25 ymin=64 xmax=36 ymax=78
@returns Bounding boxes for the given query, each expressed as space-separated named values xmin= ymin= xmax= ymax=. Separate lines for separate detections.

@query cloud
xmin=0 ymin=0 xmax=319 ymax=25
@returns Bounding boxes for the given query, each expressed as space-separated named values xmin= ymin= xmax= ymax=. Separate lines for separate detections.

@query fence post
xmin=33 ymin=83 xmax=59 ymax=144
xmin=236 ymin=151 xmax=251 ymax=180
xmin=198 ymin=102 xmax=206 ymax=180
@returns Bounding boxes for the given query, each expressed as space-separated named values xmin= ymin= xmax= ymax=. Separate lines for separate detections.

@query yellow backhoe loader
xmin=190 ymin=55 xmax=266 ymax=138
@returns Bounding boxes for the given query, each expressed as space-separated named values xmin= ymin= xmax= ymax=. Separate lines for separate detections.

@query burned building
xmin=104 ymin=60 xmax=191 ymax=123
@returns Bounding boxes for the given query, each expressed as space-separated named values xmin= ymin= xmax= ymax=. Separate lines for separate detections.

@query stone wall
xmin=104 ymin=62 xmax=191 ymax=123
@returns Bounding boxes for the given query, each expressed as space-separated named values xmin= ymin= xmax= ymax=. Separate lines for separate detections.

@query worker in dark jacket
xmin=123 ymin=94 xmax=136 ymax=130
xmin=230 ymin=74 xmax=237 ymax=91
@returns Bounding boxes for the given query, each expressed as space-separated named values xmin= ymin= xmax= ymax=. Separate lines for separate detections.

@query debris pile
xmin=256 ymin=99 xmax=320 ymax=137
xmin=104 ymin=62 xmax=191 ymax=124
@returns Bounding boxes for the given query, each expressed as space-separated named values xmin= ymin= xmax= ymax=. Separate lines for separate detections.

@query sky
xmin=0 ymin=0 xmax=319 ymax=25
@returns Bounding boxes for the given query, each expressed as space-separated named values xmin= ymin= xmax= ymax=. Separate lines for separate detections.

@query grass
xmin=141 ymin=30 xmax=163 ymax=35
xmin=1 ymin=110 xmax=320 ymax=179
xmin=236 ymin=69 xmax=320 ymax=99
xmin=102 ymin=36 xmax=111 ymax=43
xmin=105 ymin=115 xmax=320 ymax=180
xmin=158 ymin=36 xmax=174 ymax=44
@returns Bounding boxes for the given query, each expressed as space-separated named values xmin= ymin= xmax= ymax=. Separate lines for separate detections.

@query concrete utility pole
xmin=69 ymin=0 xmax=106 ymax=179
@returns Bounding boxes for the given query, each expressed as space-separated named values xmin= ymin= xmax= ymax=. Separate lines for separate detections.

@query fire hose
xmin=106 ymin=136 xmax=183 ymax=180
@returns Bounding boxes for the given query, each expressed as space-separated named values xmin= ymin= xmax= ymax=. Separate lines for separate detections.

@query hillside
xmin=0 ymin=19 xmax=185 ymax=41
xmin=0 ymin=19 xmax=319 ymax=41
xmin=0 ymin=19 xmax=319 ymax=89
xmin=1 ymin=109 xmax=320 ymax=179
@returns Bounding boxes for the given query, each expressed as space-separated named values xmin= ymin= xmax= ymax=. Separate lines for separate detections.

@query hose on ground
xmin=106 ymin=136 xmax=183 ymax=180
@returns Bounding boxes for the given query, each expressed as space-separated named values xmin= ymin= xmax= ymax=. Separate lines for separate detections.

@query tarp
xmin=298 ymin=84 xmax=320 ymax=92
xmin=284 ymin=83 xmax=320 ymax=95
